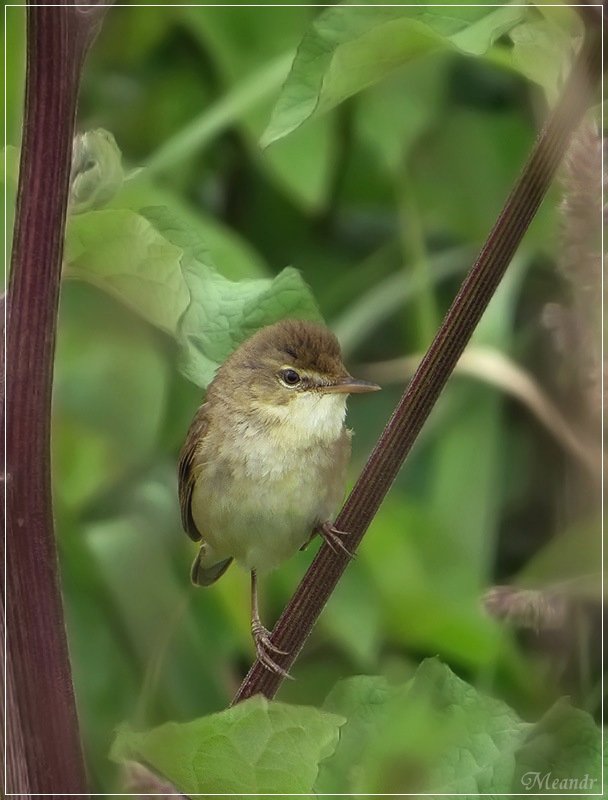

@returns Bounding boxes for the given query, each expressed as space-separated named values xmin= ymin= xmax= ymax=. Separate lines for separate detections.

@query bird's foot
xmin=317 ymin=520 xmax=355 ymax=559
xmin=251 ymin=621 xmax=293 ymax=679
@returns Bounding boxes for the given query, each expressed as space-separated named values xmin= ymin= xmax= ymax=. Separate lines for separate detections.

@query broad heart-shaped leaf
xmin=316 ymin=659 xmax=602 ymax=796
xmin=64 ymin=209 xmax=190 ymax=335
xmin=111 ymin=695 xmax=344 ymax=795
xmin=142 ymin=206 xmax=322 ymax=388
xmin=108 ymin=176 xmax=270 ymax=280
xmin=261 ymin=3 xmax=525 ymax=146
xmin=316 ymin=674 xmax=396 ymax=794
xmin=64 ymin=203 xmax=321 ymax=389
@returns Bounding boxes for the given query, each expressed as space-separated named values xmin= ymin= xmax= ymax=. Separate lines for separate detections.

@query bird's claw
xmin=317 ymin=521 xmax=355 ymax=559
xmin=252 ymin=622 xmax=293 ymax=679
xmin=252 ymin=621 xmax=288 ymax=655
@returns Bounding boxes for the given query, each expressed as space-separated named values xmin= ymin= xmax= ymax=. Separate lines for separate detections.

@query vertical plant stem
xmin=233 ymin=27 xmax=602 ymax=705
xmin=4 ymin=3 xmax=108 ymax=794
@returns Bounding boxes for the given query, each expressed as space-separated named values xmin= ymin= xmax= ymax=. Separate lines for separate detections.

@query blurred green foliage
xmin=4 ymin=0 xmax=602 ymax=794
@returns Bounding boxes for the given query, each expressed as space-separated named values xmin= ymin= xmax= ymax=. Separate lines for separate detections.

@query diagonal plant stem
xmin=233 ymin=26 xmax=603 ymax=704
xmin=4 ymin=2 xmax=109 ymax=794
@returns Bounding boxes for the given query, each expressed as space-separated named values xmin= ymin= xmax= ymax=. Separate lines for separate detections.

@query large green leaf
xmin=65 ymin=118 xmax=268 ymax=320
xmin=261 ymin=3 xmax=525 ymax=146
xmin=257 ymin=116 xmax=336 ymax=211
xmin=64 ymin=202 xmax=321 ymax=389
xmin=316 ymin=674 xmax=396 ymax=793
xmin=317 ymin=660 xmax=602 ymax=795
xmin=355 ymin=54 xmax=448 ymax=174
xmin=111 ymin=695 xmax=344 ymax=795
xmin=109 ymin=176 xmax=269 ymax=280
xmin=179 ymin=260 xmax=322 ymax=388
xmin=64 ymin=209 xmax=189 ymax=335
xmin=142 ymin=206 xmax=322 ymax=387
xmin=513 ymin=700 xmax=603 ymax=795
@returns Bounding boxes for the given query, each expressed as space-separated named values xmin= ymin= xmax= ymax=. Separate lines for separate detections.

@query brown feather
xmin=177 ymin=402 xmax=208 ymax=542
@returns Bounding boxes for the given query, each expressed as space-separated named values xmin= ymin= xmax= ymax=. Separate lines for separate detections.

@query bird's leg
xmin=250 ymin=570 xmax=292 ymax=679
xmin=316 ymin=520 xmax=355 ymax=559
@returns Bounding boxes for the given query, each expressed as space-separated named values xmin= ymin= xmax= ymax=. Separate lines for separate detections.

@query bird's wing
xmin=178 ymin=402 xmax=208 ymax=542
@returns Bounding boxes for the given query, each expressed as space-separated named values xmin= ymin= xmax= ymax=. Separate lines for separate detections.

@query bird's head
xmin=211 ymin=319 xmax=380 ymax=439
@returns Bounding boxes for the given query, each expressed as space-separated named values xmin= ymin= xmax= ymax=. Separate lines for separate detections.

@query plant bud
xmin=69 ymin=128 xmax=124 ymax=214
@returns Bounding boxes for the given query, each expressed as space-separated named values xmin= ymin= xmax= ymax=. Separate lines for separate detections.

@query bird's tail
xmin=190 ymin=544 xmax=233 ymax=586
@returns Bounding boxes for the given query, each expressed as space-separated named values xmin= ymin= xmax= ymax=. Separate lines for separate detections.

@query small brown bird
xmin=178 ymin=319 xmax=380 ymax=675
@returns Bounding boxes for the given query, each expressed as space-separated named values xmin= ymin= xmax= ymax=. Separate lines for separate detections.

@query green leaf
xmin=261 ymin=3 xmax=525 ymax=146
xmin=111 ymin=695 xmax=344 ymax=795
xmin=317 ymin=660 xmax=523 ymax=794
xmin=64 ymin=209 xmax=190 ymax=335
xmin=416 ymin=659 xmax=527 ymax=796
xmin=179 ymin=264 xmax=323 ymax=388
xmin=258 ymin=115 xmax=336 ymax=211
xmin=513 ymin=699 xmax=602 ymax=795
xmin=142 ymin=206 xmax=322 ymax=387
xmin=508 ymin=19 xmax=573 ymax=102
xmin=108 ymin=176 xmax=269 ymax=280
xmin=355 ymin=55 xmax=448 ymax=174
xmin=317 ymin=660 xmax=602 ymax=795
xmin=317 ymin=675 xmax=394 ymax=793
xmin=64 ymin=203 xmax=321 ymax=389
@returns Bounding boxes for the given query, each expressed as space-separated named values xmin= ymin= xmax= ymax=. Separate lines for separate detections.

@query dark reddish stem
xmin=4 ymin=3 xmax=108 ymax=794
xmin=233 ymin=28 xmax=603 ymax=704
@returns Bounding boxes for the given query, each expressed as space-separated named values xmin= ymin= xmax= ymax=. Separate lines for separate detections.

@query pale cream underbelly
xmin=191 ymin=464 xmax=334 ymax=574
xmin=191 ymin=392 xmax=350 ymax=574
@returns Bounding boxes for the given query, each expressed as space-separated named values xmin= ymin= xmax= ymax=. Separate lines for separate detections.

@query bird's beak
xmin=320 ymin=376 xmax=381 ymax=395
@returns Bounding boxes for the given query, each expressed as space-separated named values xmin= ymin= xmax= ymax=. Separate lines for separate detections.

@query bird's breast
xmin=191 ymin=396 xmax=351 ymax=573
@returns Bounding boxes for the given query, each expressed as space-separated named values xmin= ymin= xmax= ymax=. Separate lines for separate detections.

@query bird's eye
xmin=280 ymin=368 xmax=301 ymax=387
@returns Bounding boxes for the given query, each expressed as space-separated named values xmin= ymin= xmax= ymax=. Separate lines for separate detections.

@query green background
xmin=4 ymin=1 xmax=602 ymax=793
